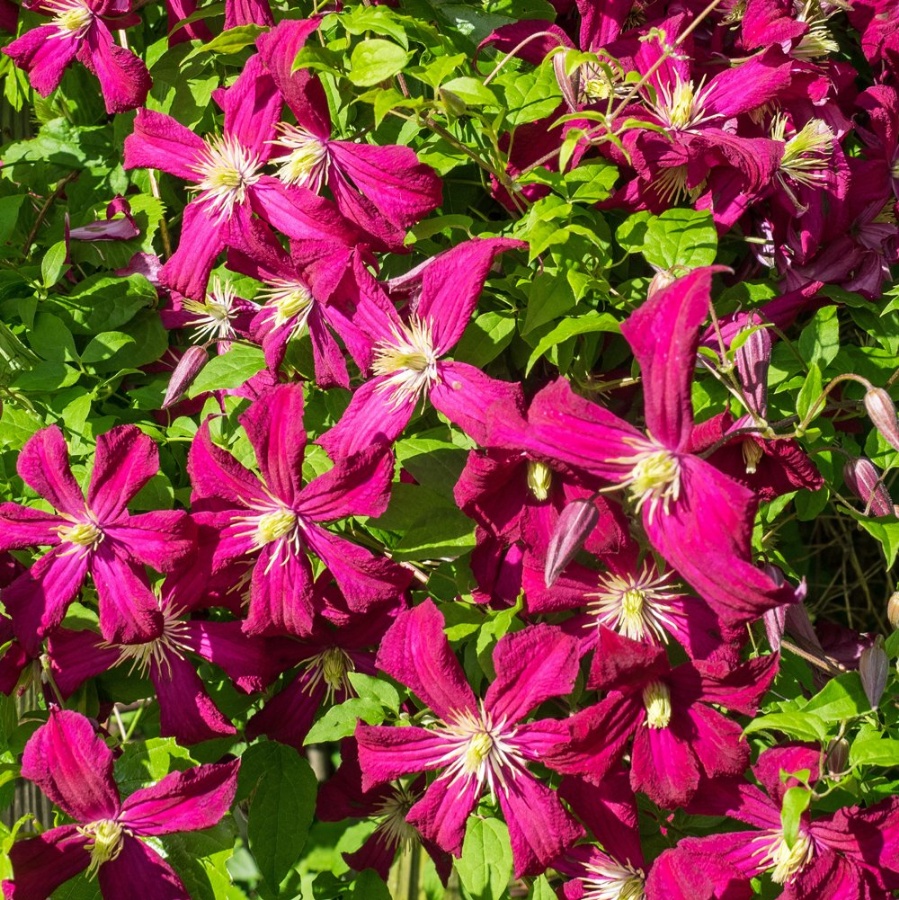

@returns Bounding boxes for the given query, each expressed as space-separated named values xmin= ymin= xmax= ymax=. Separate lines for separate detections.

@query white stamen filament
xmin=644 ymin=73 xmax=717 ymax=132
xmin=189 ymin=134 xmax=263 ymax=222
xmin=754 ymin=828 xmax=815 ymax=883
xmin=257 ymin=278 xmax=315 ymax=331
xmin=181 ymin=277 xmax=243 ymax=344
xmin=109 ymin=604 xmax=192 ymax=679
xmin=372 ymin=784 xmax=419 ymax=849
xmin=588 ymin=564 xmax=679 ymax=643
xmin=77 ymin=819 xmax=126 ymax=877
xmin=46 ymin=0 xmax=93 ymax=36
xmin=371 ymin=316 xmax=439 ymax=409
xmin=582 ymin=856 xmax=646 ymax=900
xmin=611 ymin=440 xmax=682 ymax=523
xmin=641 ymin=680 xmax=672 ymax=729
xmin=232 ymin=499 xmax=306 ymax=574
xmin=270 ymin=123 xmax=329 ymax=192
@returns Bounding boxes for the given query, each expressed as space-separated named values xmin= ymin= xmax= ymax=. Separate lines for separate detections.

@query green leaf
xmin=528 ymin=875 xmax=556 ymax=900
xmin=0 ymin=195 xmax=25 ymax=244
xmin=161 ymin=821 xmax=246 ymax=900
xmin=114 ymin=738 xmax=196 ymax=797
xmin=0 ymin=404 xmax=44 ymax=449
xmin=42 ymin=240 xmax=69 ymax=288
xmin=391 ymin=505 xmax=476 ymax=560
xmin=51 ymin=274 xmax=155 ymax=333
xmin=796 ymin=363 xmax=823 ymax=424
xmin=525 ymin=312 xmax=620 ymax=374
xmin=189 ymin=344 xmax=266 ymax=394
xmin=456 ymin=817 xmax=513 ymax=900
xmin=188 ymin=24 xmax=266 ymax=58
xmin=29 ymin=313 xmax=77 ymax=362
xmin=798 ymin=305 xmax=840 ymax=369
xmin=849 ymin=735 xmax=899 ymax=767
xmin=80 ymin=331 xmax=136 ymax=364
xmin=348 ymin=39 xmax=410 ymax=87
xmin=440 ymin=76 xmax=498 ymax=107
xmin=743 ymin=711 xmax=828 ymax=742
xmin=243 ymin=742 xmax=317 ymax=892
xmin=845 ymin=508 xmax=899 ymax=568
xmin=455 ymin=311 xmax=516 ymax=367
xmin=802 ymin=672 xmax=870 ymax=722
xmin=304 ymin=697 xmax=385 ymax=744
xmin=641 ymin=209 xmax=718 ymax=271
xmin=780 ymin=786 xmax=812 ymax=848
xmin=395 ymin=439 xmax=467 ymax=496
xmin=347 ymin=672 xmax=401 ymax=712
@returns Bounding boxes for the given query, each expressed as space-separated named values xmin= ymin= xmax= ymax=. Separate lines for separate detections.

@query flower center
xmin=653 ymin=165 xmax=706 ymax=205
xmin=189 ymin=134 xmax=263 ymax=222
xmin=46 ymin=0 xmax=93 ymax=35
xmin=757 ymin=829 xmax=815 ymax=884
xmin=257 ymin=278 xmax=315 ymax=329
xmin=773 ymin=116 xmax=834 ymax=188
xmin=303 ymin=646 xmax=355 ymax=705
xmin=57 ymin=520 xmax=103 ymax=551
xmin=111 ymin=606 xmax=191 ymax=679
xmin=742 ymin=438 xmax=764 ymax=474
xmin=270 ymin=123 xmax=329 ymax=191
xmin=641 ymin=680 xmax=671 ymax=729
xmin=583 ymin=856 xmax=646 ymax=900
xmin=181 ymin=277 xmax=242 ymax=343
xmin=254 ymin=508 xmax=297 ymax=548
xmin=588 ymin=565 xmax=679 ymax=644
xmin=371 ymin=316 xmax=439 ymax=408
xmin=526 ymin=460 xmax=552 ymax=501
xmin=78 ymin=819 xmax=125 ymax=877
xmin=646 ymin=73 xmax=713 ymax=132
xmin=373 ymin=785 xmax=419 ymax=849
xmin=617 ymin=443 xmax=682 ymax=522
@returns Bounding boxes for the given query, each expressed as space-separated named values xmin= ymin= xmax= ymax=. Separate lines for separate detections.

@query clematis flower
xmin=189 ymin=382 xmax=410 ymax=636
xmin=256 ymin=19 xmax=443 ymax=252
xmin=319 ymin=238 xmax=526 ymax=459
xmin=550 ymin=628 xmax=779 ymax=808
xmin=2 ymin=709 xmax=239 ymax=899
xmin=647 ymin=745 xmax=899 ymax=898
xmin=123 ymin=51 xmax=362 ymax=299
xmin=0 ymin=425 xmax=194 ymax=654
xmin=356 ymin=599 xmax=584 ymax=877
xmin=491 ymin=267 xmax=800 ymax=625
xmin=2 ymin=0 xmax=151 ymax=113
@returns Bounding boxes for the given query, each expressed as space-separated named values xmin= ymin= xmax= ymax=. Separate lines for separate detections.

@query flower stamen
xmin=189 ymin=134 xmax=263 ymax=222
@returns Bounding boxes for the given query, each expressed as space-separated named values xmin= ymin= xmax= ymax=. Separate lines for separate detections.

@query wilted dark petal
xmin=22 ymin=709 xmax=120 ymax=822
xmin=375 ymin=600 xmax=476 ymax=720
xmin=355 ymin=724 xmax=454 ymax=790
xmin=483 ymin=625 xmax=579 ymax=723
xmin=588 ymin=627 xmax=667 ymax=693
xmin=406 ymin=775 xmax=481 ymax=858
xmin=3 ymin=827 xmax=89 ymax=899
xmin=98 ymin=835 xmax=189 ymax=899
xmin=90 ymin=545 xmax=164 ymax=645
xmin=120 ymin=760 xmax=239 ymax=836
xmin=17 ymin=426 xmax=85 ymax=517
xmin=151 ymin=656 xmax=237 ymax=745
xmin=497 ymin=774 xmax=584 ymax=877
xmin=246 ymin=671 xmax=324 ymax=747
xmin=343 ymin=831 xmax=398 ymax=881
xmin=183 ymin=620 xmax=282 ymax=693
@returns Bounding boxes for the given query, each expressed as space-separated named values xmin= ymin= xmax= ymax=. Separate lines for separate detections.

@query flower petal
xmin=79 ymin=20 xmax=150 ymax=113
xmin=3 ymin=827 xmax=89 ymax=899
xmin=244 ymin=542 xmax=315 ymax=637
xmin=355 ymin=724 xmax=454 ymax=790
xmin=98 ymin=835 xmax=189 ymax=899
xmin=406 ymin=774 xmax=480 ymax=858
xmin=87 ymin=425 xmax=159 ymax=521
xmin=124 ymin=108 xmax=206 ymax=181
xmin=17 ymin=426 xmax=85 ymax=517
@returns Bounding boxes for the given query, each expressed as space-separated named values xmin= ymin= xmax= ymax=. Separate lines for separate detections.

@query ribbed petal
xmin=98 ymin=835 xmax=189 ymax=899
xmin=644 ymin=842 xmax=755 ymax=899
xmin=303 ymin=524 xmax=412 ymax=610
xmin=430 ymin=362 xmax=525 ymax=448
xmin=224 ymin=0 xmax=273 ymax=28
xmin=17 ymin=426 xmax=85 ymax=516
xmin=105 ymin=510 xmax=195 ymax=572
xmin=182 ymin=620 xmax=281 ymax=692
xmin=355 ymin=724 xmax=455 ymax=790
xmin=631 ymin=714 xmax=700 ymax=808
xmin=704 ymin=54 xmax=792 ymax=118
xmin=690 ymin=703 xmax=750 ymax=782
xmin=244 ymin=542 xmax=315 ymax=636
xmin=151 ymin=656 xmax=237 ymax=745
xmin=497 ymin=774 xmax=584 ymax=877
xmin=219 ymin=53 xmax=280 ymax=159
xmin=120 ymin=760 xmax=239 ymax=835
xmin=159 ymin=202 xmax=228 ymax=298
xmin=3 ymin=26 xmax=79 ymax=97
xmin=620 ymin=268 xmax=724 ymax=451
xmin=245 ymin=671 xmax=324 ymax=747
xmin=79 ymin=20 xmax=150 ymax=113
xmin=296 ymin=443 xmax=394 ymax=521
xmin=374 ymin=600 xmax=476 ymax=720
xmin=188 ymin=422 xmax=269 ymax=508
xmin=484 ymin=625 xmax=579 ymax=723
xmin=413 ymin=239 xmax=524 ymax=354
xmin=317 ymin=376 xmax=414 ymax=460
xmin=3 ymin=827 xmax=89 ymax=899
xmin=22 ymin=709 xmax=120 ymax=822
xmin=47 ymin=628 xmax=117 ymax=697
xmin=406 ymin=774 xmax=480 ymax=857
xmin=124 ymin=108 xmax=206 ymax=181
xmin=90 ymin=545 xmax=164 ymax=645
xmin=240 ymin=383 xmax=307 ymax=506
xmin=87 ymin=425 xmax=159 ymax=521
xmin=0 ymin=504 xmax=62 ymax=552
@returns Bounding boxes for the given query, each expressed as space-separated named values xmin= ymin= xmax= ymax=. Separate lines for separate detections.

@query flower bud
xmin=162 ymin=344 xmax=209 ymax=409
xmin=544 ymin=498 xmax=599 ymax=587
xmin=647 ymin=268 xmax=678 ymax=299
xmin=825 ymin=737 xmax=849 ymax=776
xmin=552 ymin=51 xmax=580 ymax=112
xmin=842 ymin=457 xmax=893 ymax=517
xmin=888 ymin=591 xmax=899 ymax=630
xmin=764 ymin=603 xmax=787 ymax=652
xmin=864 ymin=388 xmax=899 ymax=453
xmin=859 ymin=637 xmax=888 ymax=709
xmin=735 ymin=316 xmax=771 ymax=418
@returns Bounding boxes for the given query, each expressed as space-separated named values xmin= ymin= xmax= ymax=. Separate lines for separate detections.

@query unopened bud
xmin=859 ymin=637 xmax=888 ymax=709
xmin=544 ymin=498 xmax=599 ymax=587
xmin=888 ymin=591 xmax=899 ymax=630
xmin=552 ymin=51 xmax=579 ymax=112
xmin=735 ymin=316 xmax=771 ymax=418
xmin=843 ymin=457 xmax=893 ymax=517
xmin=647 ymin=268 xmax=678 ymax=298
xmin=439 ymin=89 xmax=467 ymax=118
xmin=162 ymin=345 xmax=209 ymax=409
xmin=764 ymin=603 xmax=787 ymax=652
xmin=825 ymin=737 xmax=849 ymax=776
xmin=864 ymin=388 xmax=899 ymax=453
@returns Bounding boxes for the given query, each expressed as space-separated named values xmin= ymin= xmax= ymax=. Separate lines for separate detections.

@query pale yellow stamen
xmin=257 ymin=278 xmax=315 ymax=329
xmin=755 ymin=829 xmax=815 ymax=883
xmin=270 ymin=123 xmax=329 ymax=191
xmin=253 ymin=508 xmax=297 ymax=548
xmin=373 ymin=785 xmax=418 ymax=849
xmin=189 ymin=134 xmax=263 ymax=222
xmin=642 ymin=680 xmax=671 ymax=729
xmin=78 ymin=819 xmax=125 ymax=878
xmin=742 ymin=439 xmax=764 ymax=475
xmin=589 ymin=564 xmax=679 ymax=644
xmin=646 ymin=73 xmax=715 ymax=132
xmin=526 ymin=460 xmax=552 ymax=501
xmin=303 ymin=646 xmax=355 ymax=705
xmin=773 ymin=116 xmax=834 ymax=187
xmin=57 ymin=521 xmax=102 ymax=551
xmin=583 ymin=857 xmax=647 ymax=900
xmin=110 ymin=605 xmax=191 ymax=679
xmin=371 ymin=316 xmax=439 ymax=409
xmin=46 ymin=0 xmax=93 ymax=36
xmin=181 ymin=277 xmax=242 ymax=344
xmin=614 ymin=443 xmax=682 ymax=522
xmin=653 ymin=166 xmax=706 ymax=205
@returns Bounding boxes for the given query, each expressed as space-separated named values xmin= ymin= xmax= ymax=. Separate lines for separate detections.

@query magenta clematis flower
xmin=123 ymin=52 xmax=362 ymax=299
xmin=317 ymin=741 xmax=453 ymax=884
xmin=189 ymin=382 xmax=410 ymax=636
xmin=647 ymin=745 xmax=899 ymax=898
xmin=2 ymin=709 xmax=239 ymax=899
xmin=355 ymin=599 xmax=584 ymax=877
xmin=319 ymin=238 xmax=526 ymax=459
xmin=3 ymin=0 xmax=150 ymax=113
xmin=551 ymin=629 xmax=779 ymax=808
xmin=491 ymin=267 xmax=799 ymax=625
xmin=256 ymin=19 xmax=443 ymax=251
xmin=0 ymin=425 xmax=194 ymax=654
